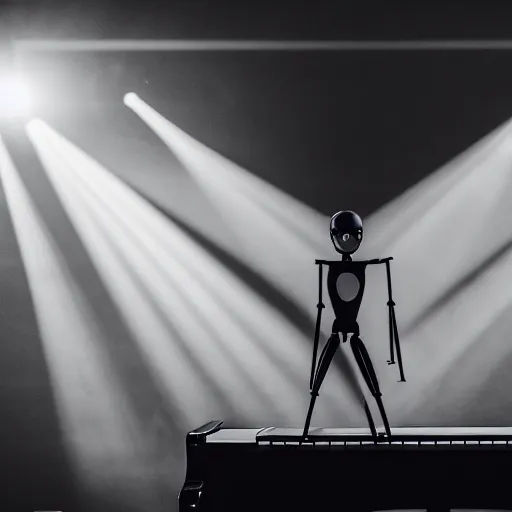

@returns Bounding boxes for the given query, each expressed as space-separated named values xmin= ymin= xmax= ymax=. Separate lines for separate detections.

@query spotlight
xmin=329 ymin=210 xmax=363 ymax=255
xmin=0 ymin=73 xmax=32 ymax=119
xmin=123 ymin=92 xmax=138 ymax=107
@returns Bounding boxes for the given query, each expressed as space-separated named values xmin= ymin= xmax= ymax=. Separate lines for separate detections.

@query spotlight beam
xmin=405 ymin=235 xmax=512 ymax=335
xmin=123 ymin=93 xmax=332 ymax=309
xmin=16 ymin=39 xmax=512 ymax=52
xmin=28 ymin=120 xmax=368 ymax=426
xmin=27 ymin=121 xmax=230 ymax=424
xmin=0 ymin=136 xmax=164 ymax=508
xmin=136 ymin=189 xmax=314 ymax=336
xmin=0 ymin=73 xmax=32 ymax=119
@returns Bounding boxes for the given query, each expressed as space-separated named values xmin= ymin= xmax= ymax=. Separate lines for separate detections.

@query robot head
xmin=330 ymin=210 xmax=363 ymax=255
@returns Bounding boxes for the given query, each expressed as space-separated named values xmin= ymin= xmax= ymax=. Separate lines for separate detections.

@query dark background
xmin=2 ymin=1 xmax=512 ymax=511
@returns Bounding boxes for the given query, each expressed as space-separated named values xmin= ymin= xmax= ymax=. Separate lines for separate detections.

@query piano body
xmin=180 ymin=421 xmax=512 ymax=511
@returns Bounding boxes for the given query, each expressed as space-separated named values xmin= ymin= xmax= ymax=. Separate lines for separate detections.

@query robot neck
xmin=342 ymin=254 xmax=353 ymax=262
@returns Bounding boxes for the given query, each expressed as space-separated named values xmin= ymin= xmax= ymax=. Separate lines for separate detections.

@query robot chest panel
xmin=327 ymin=263 xmax=367 ymax=319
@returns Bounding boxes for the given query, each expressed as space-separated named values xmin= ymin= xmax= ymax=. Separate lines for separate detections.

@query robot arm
xmin=365 ymin=256 xmax=393 ymax=265
xmin=370 ymin=257 xmax=406 ymax=382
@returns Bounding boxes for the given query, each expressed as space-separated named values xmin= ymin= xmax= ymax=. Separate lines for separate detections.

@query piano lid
xmin=204 ymin=425 xmax=512 ymax=444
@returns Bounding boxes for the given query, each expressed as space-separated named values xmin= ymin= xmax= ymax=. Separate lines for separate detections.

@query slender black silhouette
xmin=303 ymin=211 xmax=406 ymax=440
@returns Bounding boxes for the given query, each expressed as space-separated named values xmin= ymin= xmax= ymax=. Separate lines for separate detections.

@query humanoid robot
xmin=303 ymin=211 xmax=406 ymax=439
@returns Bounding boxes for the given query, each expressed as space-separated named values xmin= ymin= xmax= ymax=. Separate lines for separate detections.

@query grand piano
xmin=179 ymin=421 xmax=512 ymax=511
